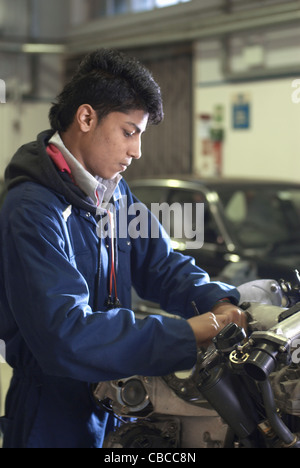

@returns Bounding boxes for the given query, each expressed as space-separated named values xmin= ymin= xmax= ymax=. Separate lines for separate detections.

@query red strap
xmin=107 ymin=211 xmax=118 ymax=301
xmin=46 ymin=144 xmax=75 ymax=183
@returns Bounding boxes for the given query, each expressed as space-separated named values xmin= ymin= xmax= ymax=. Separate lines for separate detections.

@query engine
xmin=93 ymin=279 xmax=300 ymax=448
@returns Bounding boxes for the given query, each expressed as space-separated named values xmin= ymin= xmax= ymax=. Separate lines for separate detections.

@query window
xmin=131 ymin=186 xmax=169 ymax=210
xmin=155 ymin=0 xmax=190 ymax=8
xmin=86 ymin=0 xmax=191 ymax=19
xmin=168 ymin=189 xmax=219 ymax=245
xmin=131 ymin=185 xmax=221 ymax=247
xmin=219 ymin=186 xmax=300 ymax=249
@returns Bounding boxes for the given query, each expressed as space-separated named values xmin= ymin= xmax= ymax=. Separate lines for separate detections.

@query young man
xmin=0 ymin=49 xmax=244 ymax=448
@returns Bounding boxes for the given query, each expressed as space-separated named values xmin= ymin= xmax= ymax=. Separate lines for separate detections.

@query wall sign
xmin=232 ymin=93 xmax=251 ymax=129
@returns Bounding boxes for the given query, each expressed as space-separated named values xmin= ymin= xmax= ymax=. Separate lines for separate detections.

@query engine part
xmin=94 ymin=374 xmax=230 ymax=447
xmin=197 ymin=364 xmax=259 ymax=447
xmin=93 ymin=278 xmax=300 ymax=448
xmin=258 ymin=379 xmax=299 ymax=447
xmin=238 ymin=279 xmax=284 ymax=307
xmin=244 ymin=310 xmax=300 ymax=381
xmin=103 ymin=420 xmax=180 ymax=448
xmin=279 ymin=270 xmax=300 ymax=307
xmin=119 ymin=378 xmax=148 ymax=410
xmin=213 ymin=322 xmax=246 ymax=353
xmin=270 ymin=365 xmax=300 ymax=416
xmin=93 ymin=377 xmax=152 ymax=417
xmin=246 ymin=303 xmax=288 ymax=332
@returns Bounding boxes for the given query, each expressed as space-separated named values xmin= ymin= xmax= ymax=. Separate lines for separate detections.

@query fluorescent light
xmin=21 ymin=43 xmax=65 ymax=54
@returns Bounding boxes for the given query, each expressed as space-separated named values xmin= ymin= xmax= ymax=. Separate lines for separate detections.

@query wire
xmin=107 ymin=210 xmax=120 ymax=308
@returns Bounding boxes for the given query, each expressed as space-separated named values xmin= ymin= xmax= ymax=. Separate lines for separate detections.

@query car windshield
xmin=217 ymin=186 xmax=300 ymax=250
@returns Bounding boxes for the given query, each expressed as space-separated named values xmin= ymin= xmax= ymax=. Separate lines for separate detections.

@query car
xmin=129 ymin=176 xmax=300 ymax=292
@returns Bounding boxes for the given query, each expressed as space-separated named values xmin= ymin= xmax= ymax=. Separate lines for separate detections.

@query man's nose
xmin=129 ymin=138 xmax=142 ymax=160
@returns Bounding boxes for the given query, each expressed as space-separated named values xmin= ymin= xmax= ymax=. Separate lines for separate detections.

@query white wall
xmin=194 ymin=78 xmax=300 ymax=181
xmin=193 ymin=34 xmax=300 ymax=182
xmin=0 ymin=102 xmax=51 ymax=179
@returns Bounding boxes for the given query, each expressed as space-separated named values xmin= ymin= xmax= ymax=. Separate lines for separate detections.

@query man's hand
xmin=187 ymin=303 xmax=247 ymax=348
xmin=212 ymin=301 xmax=247 ymax=330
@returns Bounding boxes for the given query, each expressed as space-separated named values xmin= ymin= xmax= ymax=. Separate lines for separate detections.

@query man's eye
xmin=124 ymin=130 xmax=135 ymax=137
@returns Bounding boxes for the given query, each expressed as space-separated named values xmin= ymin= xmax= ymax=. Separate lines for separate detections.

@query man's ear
xmin=76 ymin=104 xmax=97 ymax=133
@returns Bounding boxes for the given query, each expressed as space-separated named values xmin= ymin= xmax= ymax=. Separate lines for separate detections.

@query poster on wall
xmin=197 ymin=105 xmax=225 ymax=178
xmin=232 ymin=93 xmax=251 ymax=129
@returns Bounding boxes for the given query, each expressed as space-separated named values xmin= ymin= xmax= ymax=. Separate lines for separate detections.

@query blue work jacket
xmin=0 ymin=131 xmax=239 ymax=447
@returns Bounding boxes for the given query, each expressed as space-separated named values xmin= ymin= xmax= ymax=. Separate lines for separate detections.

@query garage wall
xmin=194 ymin=77 xmax=300 ymax=181
xmin=0 ymin=103 xmax=51 ymax=178
xmin=1 ymin=71 xmax=299 ymax=183
xmin=124 ymin=45 xmax=193 ymax=179
xmin=193 ymin=35 xmax=300 ymax=182
xmin=1 ymin=2 xmax=300 ymax=183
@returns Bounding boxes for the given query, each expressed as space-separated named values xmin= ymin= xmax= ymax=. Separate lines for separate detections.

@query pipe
xmin=258 ymin=379 xmax=297 ymax=447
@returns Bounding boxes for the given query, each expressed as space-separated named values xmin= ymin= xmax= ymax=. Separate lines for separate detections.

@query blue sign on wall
xmin=232 ymin=94 xmax=250 ymax=129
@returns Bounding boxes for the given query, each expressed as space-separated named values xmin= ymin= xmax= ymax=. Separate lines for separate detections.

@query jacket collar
xmin=49 ymin=132 xmax=122 ymax=212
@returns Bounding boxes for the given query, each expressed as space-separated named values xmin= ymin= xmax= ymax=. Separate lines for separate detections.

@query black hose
xmin=258 ymin=379 xmax=296 ymax=446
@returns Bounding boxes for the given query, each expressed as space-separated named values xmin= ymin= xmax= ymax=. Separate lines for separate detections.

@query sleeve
xmin=128 ymin=193 xmax=240 ymax=318
xmin=2 ymin=192 xmax=197 ymax=382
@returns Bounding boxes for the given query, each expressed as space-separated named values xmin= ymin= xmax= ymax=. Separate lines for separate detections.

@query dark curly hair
xmin=49 ymin=49 xmax=164 ymax=132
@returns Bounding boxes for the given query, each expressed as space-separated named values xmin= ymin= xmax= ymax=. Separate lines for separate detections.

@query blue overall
xmin=0 ymin=131 xmax=239 ymax=447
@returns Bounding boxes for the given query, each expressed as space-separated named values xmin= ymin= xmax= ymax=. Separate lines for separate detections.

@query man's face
xmin=78 ymin=109 xmax=149 ymax=180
